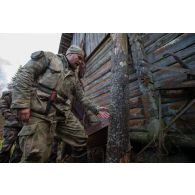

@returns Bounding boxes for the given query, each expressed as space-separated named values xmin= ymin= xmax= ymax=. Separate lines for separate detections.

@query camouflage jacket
xmin=0 ymin=90 xmax=21 ymax=128
xmin=11 ymin=51 xmax=99 ymax=116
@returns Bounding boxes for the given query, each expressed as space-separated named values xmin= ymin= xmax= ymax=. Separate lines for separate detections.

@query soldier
xmin=0 ymin=86 xmax=22 ymax=163
xmin=11 ymin=45 xmax=110 ymax=163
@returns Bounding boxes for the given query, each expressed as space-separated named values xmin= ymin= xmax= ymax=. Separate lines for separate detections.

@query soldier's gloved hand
xmin=97 ymin=106 xmax=110 ymax=119
xmin=17 ymin=108 xmax=31 ymax=122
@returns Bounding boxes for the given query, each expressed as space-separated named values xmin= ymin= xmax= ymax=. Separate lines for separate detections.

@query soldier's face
xmin=67 ymin=53 xmax=84 ymax=70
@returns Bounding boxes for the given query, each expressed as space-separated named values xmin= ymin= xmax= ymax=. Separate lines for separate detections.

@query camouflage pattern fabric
xmin=0 ymin=91 xmax=22 ymax=163
xmin=12 ymin=51 xmax=98 ymax=162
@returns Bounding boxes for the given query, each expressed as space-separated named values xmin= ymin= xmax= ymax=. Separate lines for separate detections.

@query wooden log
xmin=129 ymin=108 xmax=145 ymax=119
xmin=129 ymin=33 xmax=161 ymax=140
xmin=128 ymin=73 xmax=138 ymax=83
xmin=145 ymin=33 xmax=182 ymax=54
xmin=151 ymin=44 xmax=195 ymax=72
xmin=128 ymin=119 xmax=146 ymax=131
xmin=84 ymin=61 xmax=111 ymax=86
xmin=106 ymin=34 xmax=131 ymax=163
xmin=142 ymin=33 xmax=167 ymax=48
xmin=129 ymin=89 xmax=142 ymax=98
xmin=129 ymin=95 xmax=143 ymax=109
xmin=129 ymin=131 xmax=195 ymax=148
xmin=148 ymin=34 xmax=195 ymax=64
xmin=85 ymin=77 xmax=111 ymax=96
xmin=84 ymin=72 xmax=111 ymax=91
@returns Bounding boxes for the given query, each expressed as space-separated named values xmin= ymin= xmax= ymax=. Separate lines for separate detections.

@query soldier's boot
xmin=47 ymin=136 xmax=61 ymax=163
xmin=71 ymin=147 xmax=88 ymax=163
xmin=61 ymin=143 xmax=73 ymax=163
xmin=87 ymin=146 xmax=105 ymax=163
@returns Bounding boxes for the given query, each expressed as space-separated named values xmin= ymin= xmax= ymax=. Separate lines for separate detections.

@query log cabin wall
xmin=72 ymin=33 xmax=112 ymax=111
xmin=59 ymin=33 xmax=195 ymax=160
xmin=128 ymin=33 xmax=195 ymax=148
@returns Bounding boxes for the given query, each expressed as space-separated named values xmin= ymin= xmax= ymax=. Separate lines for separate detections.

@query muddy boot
xmin=71 ymin=147 xmax=88 ymax=163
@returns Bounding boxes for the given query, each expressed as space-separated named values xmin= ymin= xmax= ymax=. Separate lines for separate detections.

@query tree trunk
xmin=106 ymin=33 xmax=131 ymax=163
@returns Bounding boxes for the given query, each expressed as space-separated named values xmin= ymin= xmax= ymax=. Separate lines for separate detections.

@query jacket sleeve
xmin=0 ymin=92 xmax=18 ymax=125
xmin=11 ymin=51 xmax=53 ymax=109
xmin=0 ymin=92 xmax=12 ymax=119
xmin=74 ymin=80 xmax=99 ymax=115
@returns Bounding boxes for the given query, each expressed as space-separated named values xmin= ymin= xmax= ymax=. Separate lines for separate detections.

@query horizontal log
xmin=167 ymin=133 xmax=195 ymax=148
xmin=145 ymin=33 xmax=182 ymax=54
xmin=154 ymin=74 xmax=187 ymax=89
xmin=93 ymin=93 xmax=110 ymax=104
xmin=128 ymin=73 xmax=138 ymax=83
xmin=129 ymin=131 xmax=195 ymax=148
xmin=94 ymin=97 xmax=111 ymax=107
xmin=163 ymin=114 xmax=195 ymax=133
xmin=85 ymin=77 xmax=111 ymax=96
xmin=129 ymin=89 xmax=142 ymax=98
xmin=86 ymin=55 xmax=111 ymax=77
xmin=84 ymin=71 xmax=111 ymax=91
xmin=86 ymin=38 xmax=112 ymax=75
xmin=88 ymin=86 xmax=110 ymax=99
xmin=128 ymin=119 xmax=146 ymax=130
xmin=151 ymin=44 xmax=195 ymax=71
xmin=126 ymin=80 xmax=139 ymax=91
xmin=129 ymin=132 xmax=149 ymax=144
xmin=153 ymin=63 xmax=187 ymax=82
xmin=84 ymin=61 xmax=111 ymax=86
xmin=148 ymin=34 xmax=195 ymax=64
xmin=129 ymin=95 xmax=143 ymax=109
xmin=161 ymin=100 xmax=188 ymax=117
xmin=161 ymin=97 xmax=186 ymax=104
xmin=160 ymin=89 xmax=185 ymax=98
xmin=129 ymin=108 xmax=145 ymax=119
xmin=141 ymin=33 xmax=167 ymax=48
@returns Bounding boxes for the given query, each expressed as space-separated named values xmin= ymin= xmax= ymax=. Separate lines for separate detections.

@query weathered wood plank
xmin=153 ymin=62 xmax=186 ymax=82
xmin=92 ymin=93 xmax=110 ymax=103
xmin=86 ymin=55 xmax=111 ymax=78
xmin=128 ymin=73 xmax=138 ymax=83
xmin=129 ymin=132 xmax=148 ymax=144
xmin=129 ymin=89 xmax=142 ymax=98
xmin=161 ymin=97 xmax=186 ymax=104
xmin=107 ymin=34 xmax=131 ymax=163
xmin=129 ymin=108 xmax=145 ymax=119
xmin=129 ymin=96 xmax=143 ymax=109
xmin=154 ymin=74 xmax=187 ymax=89
xmin=160 ymin=89 xmax=185 ymax=98
xmin=128 ymin=119 xmax=146 ymax=128
xmin=142 ymin=33 xmax=167 ymax=48
xmin=84 ymin=61 xmax=111 ymax=86
xmin=84 ymin=71 xmax=111 ymax=91
xmin=126 ymin=80 xmax=139 ymax=91
xmin=86 ymin=40 xmax=112 ymax=77
xmin=161 ymin=100 xmax=188 ymax=117
xmin=151 ymin=45 xmax=195 ymax=72
xmin=145 ymin=33 xmax=182 ymax=54
xmin=148 ymin=33 xmax=195 ymax=64
xmin=85 ymin=78 xmax=111 ymax=96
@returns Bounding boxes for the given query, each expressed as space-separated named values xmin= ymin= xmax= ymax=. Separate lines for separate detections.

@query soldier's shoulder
xmin=31 ymin=51 xmax=44 ymax=60
xmin=31 ymin=51 xmax=57 ymax=61
xmin=1 ymin=90 xmax=11 ymax=98
xmin=44 ymin=51 xmax=57 ymax=59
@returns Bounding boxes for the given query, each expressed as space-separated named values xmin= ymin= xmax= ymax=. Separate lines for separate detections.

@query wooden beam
xmin=106 ymin=33 xmax=131 ymax=163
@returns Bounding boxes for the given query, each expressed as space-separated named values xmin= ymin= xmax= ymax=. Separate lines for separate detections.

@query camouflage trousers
xmin=0 ymin=127 xmax=22 ymax=163
xmin=18 ymin=111 xmax=88 ymax=163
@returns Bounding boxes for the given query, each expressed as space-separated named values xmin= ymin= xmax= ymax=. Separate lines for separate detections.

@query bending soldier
xmin=11 ymin=45 xmax=110 ymax=163
xmin=0 ymin=88 xmax=22 ymax=163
